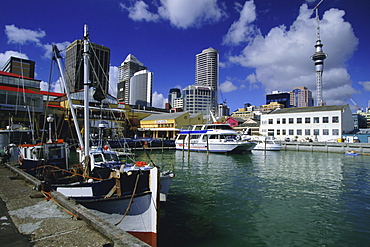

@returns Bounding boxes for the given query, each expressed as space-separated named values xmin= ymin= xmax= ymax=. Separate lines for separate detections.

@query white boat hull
xmin=57 ymin=167 xmax=159 ymax=247
xmin=175 ymin=141 xmax=256 ymax=153
xmin=253 ymin=143 xmax=281 ymax=151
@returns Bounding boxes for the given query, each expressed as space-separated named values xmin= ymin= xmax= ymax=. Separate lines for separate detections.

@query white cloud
xmin=223 ymin=0 xmax=257 ymax=45
xmin=43 ymin=42 xmax=71 ymax=59
xmin=109 ymin=66 xmax=118 ymax=97
xmin=5 ymin=25 xmax=45 ymax=45
xmin=121 ymin=0 xmax=226 ymax=29
xmin=246 ymin=73 xmax=257 ymax=84
xmin=0 ymin=50 xmax=28 ymax=68
xmin=220 ymin=80 xmax=237 ymax=93
xmin=49 ymin=78 xmax=63 ymax=93
xmin=120 ymin=1 xmax=159 ymax=22
xmin=152 ymin=91 xmax=167 ymax=108
xmin=227 ymin=3 xmax=359 ymax=105
xmin=40 ymin=81 xmax=49 ymax=91
xmin=359 ymin=81 xmax=370 ymax=92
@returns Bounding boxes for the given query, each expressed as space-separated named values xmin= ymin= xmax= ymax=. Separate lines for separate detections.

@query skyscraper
xmin=168 ymin=88 xmax=181 ymax=108
xmin=65 ymin=40 xmax=110 ymax=93
xmin=183 ymin=84 xmax=214 ymax=116
xmin=129 ymin=70 xmax=153 ymax=107
xmin=266 ymin=91 xmax=291 ymax=108
xmin=117 ymin=54 xmax=147 ymax=103
xmin=195 ymin=48 xmax=219 ymax=112
xmin=290 ymin=86 xmax=314 ymax=108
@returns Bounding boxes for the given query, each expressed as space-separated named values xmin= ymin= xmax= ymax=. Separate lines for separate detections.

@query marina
xmin=1 ymin=148 xmax=370 ymax=246
xmin=138 ymin=149 xmax=370 ymax=247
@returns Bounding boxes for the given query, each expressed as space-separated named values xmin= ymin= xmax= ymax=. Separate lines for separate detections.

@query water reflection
xmin=136 ymin=150 xmax=370 ymax=247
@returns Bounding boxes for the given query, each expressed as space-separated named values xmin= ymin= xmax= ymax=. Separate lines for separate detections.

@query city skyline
xmin=1 ymin=0 xmax=369 ymax=112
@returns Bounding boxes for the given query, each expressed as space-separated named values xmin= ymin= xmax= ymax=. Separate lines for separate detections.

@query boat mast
xmin=52 ymin=45 xmax=85 ymax=152
xmin=83 ymin=24 xmax=90 ymax=158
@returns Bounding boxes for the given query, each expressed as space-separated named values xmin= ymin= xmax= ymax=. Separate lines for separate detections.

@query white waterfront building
xmin=260 ymin=105 xmax=354 ymax=142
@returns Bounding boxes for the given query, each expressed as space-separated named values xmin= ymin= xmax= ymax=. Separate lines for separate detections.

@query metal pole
xmin=52 ymin=45 xmax=84 ymax=151
xmin=206 ymin=135 xmax=209 ymax=155
xmin=83 ymin=24 xmax=90 ymax=159
xmin=187 ymin=134 xmax=190 ymax=159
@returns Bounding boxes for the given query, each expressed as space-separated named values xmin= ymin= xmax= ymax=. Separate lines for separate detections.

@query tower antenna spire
xmin=314 ymin=0 xmax=324 ymax=40
xmin=311 ymin=0 xmax=327 ymax=106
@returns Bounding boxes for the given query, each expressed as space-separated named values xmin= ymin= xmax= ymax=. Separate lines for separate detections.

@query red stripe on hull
xmin=128 ymin=231 xmax=157 ymax=247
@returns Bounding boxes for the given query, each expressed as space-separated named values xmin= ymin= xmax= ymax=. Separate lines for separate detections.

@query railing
xmin=281 ymin=142 xmax=370 ymax=154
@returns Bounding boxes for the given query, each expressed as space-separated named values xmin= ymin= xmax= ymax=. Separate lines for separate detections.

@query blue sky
xmin=1 ymin=0 xmax=369 ymax=113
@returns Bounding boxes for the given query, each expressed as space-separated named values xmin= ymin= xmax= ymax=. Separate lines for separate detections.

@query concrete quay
xmin=282 ymin=141 xmax=370 ymax=154
xmin=0 ymin=163 xmax=150 ymax=247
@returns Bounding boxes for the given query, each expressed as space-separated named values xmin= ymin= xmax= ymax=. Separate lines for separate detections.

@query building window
xmin=297 ymin=118 xmax=302 ymax=124
xmin=289 ymin=118 xmax=294 ymax=124
xmin=314 ymin=129 xmax=319 ymax=135
xmin=289 ymin=129 xmax=294 ymax=135
xmin=277 ymin=129 xmax=281 ymax=135
xmin=282 ymin=118 xmax=286 ymax=124
xmin=297 ymin=129 xmax=302 ymax=135
xmin=314 ymin=117 xmax=319 ymax=123
xmin=268 ymin=129 xmax=274 ymax=136
xmin=323 ymin=117 xmax=329 ymax=123
xmin=262 ymin=120 xmax=267 ymax=125
xmin=282 ymin=129 xmax=286 ymax=135
xmin=332 ymin=129 xmax=339 ymax=135
xmin=323 ymin=129 xmax=329 ymax=135
xmin=332 ymin=116 xmax=339 ymax=123
xmin=277 ymin=118 xmax=281 ymax=124
xmin=305 ymin=129 xmax=311 ymax=135
xmin=305 ymin=117 xmax=311 ymax=123
xmin=268 ymin=119 xmax=273 ymax=124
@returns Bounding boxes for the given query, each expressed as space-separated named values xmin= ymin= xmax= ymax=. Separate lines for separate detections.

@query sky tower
xmin=311 ymin=0 xmax=327 ymax=106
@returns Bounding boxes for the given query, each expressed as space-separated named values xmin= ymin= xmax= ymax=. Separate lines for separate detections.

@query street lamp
xmin=47 ymin=114 xmax=54 ymax=143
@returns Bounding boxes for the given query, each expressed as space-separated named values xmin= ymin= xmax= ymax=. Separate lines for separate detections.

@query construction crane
xmin=346 ymin=94 xmax=361 ymax=111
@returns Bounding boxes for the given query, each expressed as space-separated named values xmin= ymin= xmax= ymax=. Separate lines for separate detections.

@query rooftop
xmin=269 ymin=105 xmax=348 ymax=114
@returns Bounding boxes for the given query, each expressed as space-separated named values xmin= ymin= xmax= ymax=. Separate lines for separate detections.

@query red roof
xmin=0 ymin=71 xmax=40 ymax=81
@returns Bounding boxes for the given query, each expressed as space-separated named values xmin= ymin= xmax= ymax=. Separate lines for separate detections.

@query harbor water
xmin=136 ymin=150 xmax=370 ymax=247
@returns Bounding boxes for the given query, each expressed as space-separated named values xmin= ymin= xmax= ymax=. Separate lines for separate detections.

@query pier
xmin=0 ymin=163 xmax=150 ymax=247
xmin=281 ymin=141 xmax=370 ymax=154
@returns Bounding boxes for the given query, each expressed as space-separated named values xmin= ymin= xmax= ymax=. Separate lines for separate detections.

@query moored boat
xmin=175 ymin=123 xmax=256 ymax=153
xmin=249 ymin=136 xmax=281 ymax=151
xmin=5 ymin=25 xmax=172 ymax=247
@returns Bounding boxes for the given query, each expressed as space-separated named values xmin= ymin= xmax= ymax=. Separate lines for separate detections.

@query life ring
xmin=135 ymin=161 xmax=147 ymax=167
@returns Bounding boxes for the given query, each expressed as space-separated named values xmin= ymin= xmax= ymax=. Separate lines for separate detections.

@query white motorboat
xmin=175 ymin=123 xmax=256 ymax=153
xmin=242 ymin=135 xmax=281 ymax=151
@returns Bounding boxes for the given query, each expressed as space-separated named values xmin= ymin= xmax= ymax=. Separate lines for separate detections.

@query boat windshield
xmin=205 ymin=124 xmax=233 ymax=130
xmin=103 ymin=152 xmax=120 ymax=162
xmin=93 ymin=154 xmax=104 ymax=163
xmin=220 ymin=134 xmax=236 ymax=140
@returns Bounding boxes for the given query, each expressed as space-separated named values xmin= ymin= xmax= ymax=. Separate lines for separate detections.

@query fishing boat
xmin=175 ymin=123 xmax=256 ymax=153
xmin=7 ymin=25 xmax=171 ymax=247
